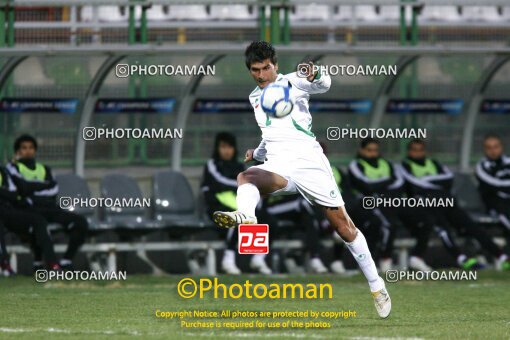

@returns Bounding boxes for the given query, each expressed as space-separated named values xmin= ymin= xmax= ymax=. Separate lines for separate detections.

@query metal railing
xmin=0 ymin=1 xmax=509 ymax=46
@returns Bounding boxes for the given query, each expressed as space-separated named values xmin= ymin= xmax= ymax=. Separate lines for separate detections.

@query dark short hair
xmin=407 ymin=138 xmax=426 ymax=150
xmin=483 ymin=134 xmax=501 ymax=143
xmin=213 ymin=132 xmax=237 ymax=160
xmin=14 ymin=134 xmax=37 ymax=152
xmin=245 ymin=41 xmax=277 ymax=69
xmin=360 ymin=138 xmax=379 ymax=149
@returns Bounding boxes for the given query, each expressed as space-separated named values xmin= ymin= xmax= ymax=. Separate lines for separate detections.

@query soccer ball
xmin=260 ymin=82 xmax=294 ymax=118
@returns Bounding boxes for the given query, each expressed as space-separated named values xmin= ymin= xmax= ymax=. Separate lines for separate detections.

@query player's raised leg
xmin=323 ymin=206 xmax=391 ymax=319
xmin=213 ymin=167 xmax=288 ymax=229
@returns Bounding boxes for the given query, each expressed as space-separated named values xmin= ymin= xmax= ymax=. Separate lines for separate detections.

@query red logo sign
xmin=238 ymin=224 xmax=269 ymax=254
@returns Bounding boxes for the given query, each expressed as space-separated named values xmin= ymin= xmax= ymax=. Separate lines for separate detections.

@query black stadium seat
xmin=452 ymin=172 xmax=499 ymax=224
xmin=152 ymin=170 xmax=210 ymax=228
xmin=100 ymin=174 xmax=156 ymax=230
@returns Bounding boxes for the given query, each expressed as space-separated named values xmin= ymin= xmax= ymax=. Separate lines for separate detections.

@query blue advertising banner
xmin=387 ymin=99 xmax=463 ymax=114
xmin=0 ymin=98 xmax=78 ymax=114
xmin=95 ymin=98 xmax=175 ymax=114
xmin=480 ymin=100 xmax=510 ymax=114
xmin=308 ymin=99 xmax=372 ymax=114
xmin=194 ymin=99 xmax=252 ymax=113
xmin=194 ymin=99 xmax=372 ymax=114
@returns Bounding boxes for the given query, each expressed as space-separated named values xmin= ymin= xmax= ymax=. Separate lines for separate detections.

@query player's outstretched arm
xmin=286 ymin=61 xmax=331 ymax=95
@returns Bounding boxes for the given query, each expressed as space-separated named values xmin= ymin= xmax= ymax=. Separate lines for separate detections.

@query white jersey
xmin=248 ymin=71 xmax=343 ymax=207
xmin=249 ymin=72 xmax=331 ymax=154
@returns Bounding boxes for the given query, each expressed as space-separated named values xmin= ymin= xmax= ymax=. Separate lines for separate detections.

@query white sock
xmin=223 ymin=249 xmax=236 ymax=263
xmin=252 ymin=254 xmax=266 ymax=263
xmin=236 ymin=183 xmax=260 ymax=217
xmin=344 ymin=229 xmax=384 ymax=292
xmin=457 ymin=254 xmax=467 ymax=266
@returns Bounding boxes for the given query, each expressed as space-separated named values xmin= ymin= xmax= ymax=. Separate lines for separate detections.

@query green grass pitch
xmin=0 ymin=271 xmax=508 ymax=339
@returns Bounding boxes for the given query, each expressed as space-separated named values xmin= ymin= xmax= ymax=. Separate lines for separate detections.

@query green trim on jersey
xmin=265 ymin=114 xmax=272 ymax=126
xmin=250 ymin=84 xmax=262 ymax=95
xmin=291 ymin=118 xmax=315 ymax=137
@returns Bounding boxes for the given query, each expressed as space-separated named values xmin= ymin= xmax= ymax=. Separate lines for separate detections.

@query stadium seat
xmin=421 ymin=6 xmax=461 ymax=22
xmin=146 ymin=5 xmax=171 ymax=21
xmin=169 ymin=5 xmax=209 ymax=20
xmin=291 ymin=4 xmax=330 ymax=21
xmin=379 ymin=5 xmax=412 ymax=22
xmin=81 ymin=6 xmax=130 ymax=22
xmin=334 ymin=5 xmax=379 ymax=21
xmin=209 ymin=5 xmax=255 ymax=20
xmin=452 ymin=173 xmax=499 ymax=224
xmin=100 ymin=174 xmax=155 ymax=229
xmin=333 ymin=5 xmax=351 ymax=21
xmin=461 ymin=6 xmax=502 ymax=22
xmin=152 ymin=171 xmax=208 ymax=228
xmin=355 ymin=5 xmax=379 ymax=21
xmin=56 ymin=173 xmax=101 ymax=230
xmin=503 ymin=7 xmax=510 ymax=21
xmin=379 ymin=6 xmax=400 ymax=21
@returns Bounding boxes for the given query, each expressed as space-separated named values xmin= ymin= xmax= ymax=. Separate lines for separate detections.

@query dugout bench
xmin=6 ymin=237 xmax=506 ymax=275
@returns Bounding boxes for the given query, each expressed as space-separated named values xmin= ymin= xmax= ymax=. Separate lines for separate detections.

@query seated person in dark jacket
xmin=349 ymin=138 xmax=433 ymax=272
xmin=201 ymin=132 xmax=271 ymax=275
xmin=400 ymin=138 xmax=509 ymax=271
xmin=476 ymin=134 xmax=510 ymax=254
xmin=7 ymin=134 xmax=88 ymax=271
xmin=0 ymin=165 xmax=60 ymax=275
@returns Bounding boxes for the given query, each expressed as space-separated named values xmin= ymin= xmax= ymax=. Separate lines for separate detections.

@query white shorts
xmin=252 ymin=141 xmax=344 ymax=207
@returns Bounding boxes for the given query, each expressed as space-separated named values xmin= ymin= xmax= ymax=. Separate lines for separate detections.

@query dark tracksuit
xmin=476 ymin=154 xmax=510 ymax=245
xmin=7 ymin=159 xmax=88 ymax=262
xmin=349 ymin=156 xmax=432 ymax=259
xmin=0 ymin=166 xmax=58 ymax=265
xmin=265 ymin=194 xmax=323 ymax=258
xmin=402 ymin=157 xmax=504 ymax=259
xmin=201 ymin=158 xmax=245 ymax=251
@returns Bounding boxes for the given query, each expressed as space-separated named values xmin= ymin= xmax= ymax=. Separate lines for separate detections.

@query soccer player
xmin=476 ymin=134 xmax=510 ymax=249
xmin=401 ymin=138 xmax=509 ymax=270
xmin=7 ymin=134 xmax=88 ymax=271
xmin=349 ymin=138 xmax=433 ymax=272
xmin=212 ymin=41 xmax=391 ymax=318
xmin=0 ymin=165 xmax=60 ymax=275
xmin=201 ymin=132 xmax=272 ymax=275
